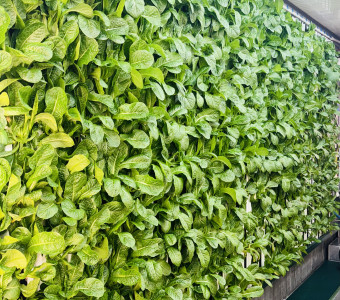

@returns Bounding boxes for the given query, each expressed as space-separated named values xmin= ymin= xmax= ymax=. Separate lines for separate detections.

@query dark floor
xmin=288 ymin=261 xmax=340 ymax=300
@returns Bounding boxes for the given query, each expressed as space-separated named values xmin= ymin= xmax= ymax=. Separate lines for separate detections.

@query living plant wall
xmin=0 ymin=0 xmax=339 ymax=299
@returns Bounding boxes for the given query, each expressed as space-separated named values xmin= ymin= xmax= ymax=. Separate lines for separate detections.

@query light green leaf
xmin=28 ymin=232 xmax=65 ymax=255
xmin=0 ymin=92 xmax=9 ymax=106
xmin=139 ymin=67 xmax=164 ymax=83
xmin=120 ymin=154 xmax=151 ymax=170
xmin=64 ymin=3 xmax=94 ymax=18
xmin=197 ymin=248 xmax=210 ymax=268
xmin=34 ymin=113 xmax=58 ymax=131
xmin=131 ymin=68 xmax=144 ymax=89
xmin=110 ymin=267 xmax=140 ymax=286
xmin=150 ymin=81 xmax=165 ymax=100
xmin=67 ymin=154 xmax=90 ymax=173
xmin=0 ymin=6 xmax=10 ymax=44
xmin=17 ymin=67 xmax=42 ymax=83
xmin=115 ymin=102 xmax=149 ymax=120
xmin=125 ymin=0 xmax=145 ymax=18
xmin=0 ymin=249 xmax=27 ymax=269
xmin=16 ymin=22 xmax=47 ymax=49
xmin=3 ymin=277 xmax=20 ymax=299
xmin=3 ymin=106 xmax=30 ymax=116
xmin=60 ymin=20 xmax=79 ymax=46
xmin=130 ymin=50 xmax=154 ymax=70
xmin=79 ymin=179 xmax=101 ymax=200
xmin=0 ymin=51 xmax=12 ymax=74
xmin=37 ymin=202 xmax=58 ymax=219
xmin=275 ymin=0 xmax=284 ymax=13
xmin=22 ymin=42 xmax=53 ymax=62
xmin=41 ymin=133 xmax=75 ymax=148
xmin=241 ymin=286 xmax=264 ymax=298
xmin=282 ymin=178 xmax=290 ymax=192
xmin=28 ymin=144 xmax=55 ymax=170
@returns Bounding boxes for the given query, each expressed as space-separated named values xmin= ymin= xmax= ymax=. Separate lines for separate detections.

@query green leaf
xmin=121 ymin=129 xmax=150 ymax=149
xmin=255 ymin=147 xmax=269 ymax=156
xmin=150 ymin=81 xmax=165 ymax=100
xmin=26 ymin=164 xmax=52 ymax=190
xmin=74 ymin=278 xmax=105 ymax=297
xmin=3 ymin=277 xmax=20 ymax=299
xmin=167 ymin=247 xmax=182 ymax=267
xmin=45 ymin=87 xmax=68 ymax=122
xmin=16 ymin=22 xmax=48 ymax=49
xmin=79 ymin=179 xmax=101 ymax=200
xmin=103 ymin=178 xmax=121 ymax=197
xmin=120 ymin=154 xmax=151 ymax=170
xmin=22 ymin=43 xmax=53 ymax=62
xmin=212 ymin=156 xmax=232 ymax=168
xmin=130 ymin=50 xmax=154 ymax=70
xmin=77 ymin=244 xmax=100 ymax=266
xmin=78 ymin=15 xmax=100 ymax=39
xmin=197 ymin=248 xmax=210 ymax=268
xmin=142 ymin=6 xmax=161 ymax=26
xmin=282 ymin=178 xmax=290 ymax=192
xmin=61 ymin=199 xmax=85 ymax=220
xmin=78 ymin=36 xmax=99 ymax=66
xmin=219 ymin=170 xmax=235 ymax=182
xmin=117 ymin=232 xmax=135 ymax=248
xmin=28 ymin=144 xmax=55 ymax=169
xmin=60 ymin=20 xmax=80 ymax=46
xmin=64 ymin=172 xmax=87 ymax=202
xmin=28 ymin=232 xmax=65 ymax=256
xmin=135 ymin=174 xmax=164 ymax=196
xmin=221 ymin=187 xmax=237 ymax=202
xmin=0 ymin=78 xmax=18 ymax=93
xmin=110 ymin=267 xmax=140 ymax=286
xmin=105 ymin=17 xmax=129 ymax=38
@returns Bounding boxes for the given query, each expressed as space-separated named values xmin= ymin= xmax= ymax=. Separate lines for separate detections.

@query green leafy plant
xmin=0 ymin=0 xmax=339 ymax=299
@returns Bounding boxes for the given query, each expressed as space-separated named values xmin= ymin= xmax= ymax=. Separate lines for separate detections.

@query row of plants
xmin=0 ymin=0 xmax=339 ymax=299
